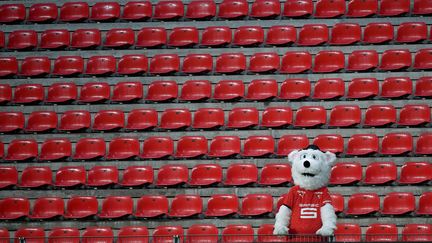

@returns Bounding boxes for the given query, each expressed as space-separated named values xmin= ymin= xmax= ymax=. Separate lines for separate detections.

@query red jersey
xmin=282 ymin=185 xmax=332 ymax=235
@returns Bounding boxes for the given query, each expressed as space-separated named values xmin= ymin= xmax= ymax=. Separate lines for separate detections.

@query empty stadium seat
xmin=281 ymin=51 xmax=312 ymax=73
xmin=189 ymin=164 xmax=223 ymax=186
xmin=346 ymin=193 xmax=380 ymax=215
xmin=82 ymin=227 xmax=114 ymax=243
xmin=381 ymin=132 xmax=413 ymax=155
xmin=118 ymin=226 xmax=149 ymax=243
xmin=396 ymin=22 xmax=428 ymax=43
xmin=146 ymin=80 xmax=178 ymax=102
xmin=90 ymin=2 xmax=120 ymax=21
xmin=329 ymin=105 xmax=361 ymax=127
xmin=0 ymin=84 xmax=11 ymax=104
xmin=79 ymin=82 xmax=110 ymax=103
xmin=0 ymin=166 xmax=18 ymax=189
xmin=111 ymin=81 xmax=144 ymax=102
xmin=225 ymin=163 xmax=258 ymax=186
xmin=330 ymin=23 xmax=361 ymax=45
xmin=347 ymin=50 xmax=379 ymax=71
xmin=153 ymin=226 xmax=184 ymax=243
xmin=257 ymin=224 xmax=287 ymax=243
xmin=104 ymin=28 xmax=135 ymax=48
xmin=28 ymin=3 xmax=57 ymax=23
xmin=415 ymin=76 xmax=432 ymax=97
xmin=180 ymin=80 xmax=211 ymax=101
xmin=136 ymin=27 xmax=167 ymax=48
xmin=250 ymin=0 xmax=280 ymax=18
xmin=46 ymin=82 xmax=78 ymax=103
xmin=294 ymin=106 xmax=326 ymax=127
xmin=313 ymin=134 xmax=344 ymax=154
xmin=0 ymin=197 xmax=29 ymax=220
xmin=5 ymin=139 xmax=38 ymax=161
xmin=201 ymin=26 xmax=232 ymax=47
xmin=234 ymin=26 xmax=264 ymax=46
xmin=0 ymin=4 xmax=26 ymax=23
xmin=279 ymin=78 xmax=311 ymax=99
xmin=0 ymin=112 xmax=24 ymax=133
xmin=87 ymin=166 xmax=118 ymax=187
xmin=417 ymin=192 xmax=432 ymax=215
xmin=48 ymin=227 xmax=80 ymax=243
xmin=186 ymin=224 xmax=218 ymax=243
xmin=14 ymin=228 xmax=45 ymax=243
xmin=227 ymin=107 xmax=259 ymax=128
xmin=8 ymin=30 xmax=38 ymax=50
xmin=106 ymin=137 xmax=140 ymax=160
xmin=20 ymin=57 xmax=51 ymax=77
xmin=283 ymin=0 xmax=313 ymax=17
xmin=186 ymin=1 xmax=216 ymax=19
xmin=346 ymin=0 xmax=377 ymax=17
xmin=381 ymin=77 xmax=413 ymax=98
xmin=415 ymin=133 xmax=432 ymax=155
xmin=266 ymin=25 xmax=296 ymax=46
xmin=182 ymin=54 xmax=213 ymax=74
xmin=71 ymin=29 xmax=101 ymax=49
xmin=382 ymin=192 xmax=415 ymax=215
xmin=261 ymin=107 xmax=292 ymax=128
xmin=0 ymin=228 xmax=7 ymax=243
xmin=176 ymin=136 xmax=208 ymax=158
xmin=414 ymin=48 xmax=432 ymax=70
xmin=140 ymin=136 xmax=174 ymax=159
xmin=222 ymin=225 xmax=254 ymax=243
xmin=242 ymin=136 xmax=274 ymax=157
xmin=313 ymin=50 xmax=345 ymax=73
xmin=413 ymin=0 xmax=432 ymax=14
xmin=135 ymin=195 xmax=169 ymax=218
xmin=64 ymin=196 xmax=98 ymax=219
xmin=86 ymin=56 xmax=116 ymax=76
xmin=120 ymin=166 xmax=153 ymax=187
xmin=365 ymin=224 xmax=398 ymax=242
xmin=402 ymin=224 xmax=432 ymax=242
xmin=315 ymin=0 xmax=346 ymax=18
xmin=216 ymin=53 xmax=247 ymax=73
xmin=379 ymin=0 xmax=410 ymax=16
xmin=205 ymin=194 xmax=239 ymax=217
xmin=330 ymin=162 xmax=362 ymax=185
xmin=156 ymin=164 xmax=188 ymax=186
xmin=334 ymin=223 xmax=362 ymax=242
xmin=53 ymin=56 xmax=84 ymax=76
xmin=14 ymin=83 xmax=45 ymax=104
xmin=40 ymin=29 xmax=70 ymax=49
xmin=363 ymin=22 xmax=394 ymax=44
xmin=54 ymin=166 xmax=86 ymax=187
xmin=0 ymin=57 xmax=18 ymax=77
xmin=192 ymin=108 xmax=224 ymax=129
xmin=249 ymin=53 xmax=280 ymax=73
xmin=313 ymin=78 xmax=345 ymax=100
xmin=153 ymin=1 xmax=184 ymax=20
xmin=73 ymin=138 xmax=106 ymax=160
xmin=121 ymin=1 xmax=152 ymax=21
xmin=20 ymin=166 xmax=52 ymax=188
xmin=364 ymin=162 xmax=397 ymax=185
xmin=39 ymin=138 xmax=72 ymax=161
xmin=364 ymin=105 xmax=397 ymax=127
xmin=298 ymin=24 xmax=329 ymax=46
xmin=330 ymin=193 xmax=345 ymax=213
xmin=27 ymin=111 xmax=58 ymax=133
xmin=213 ymin=80 xmax=245 ymax=100
xmin=160 ymin=108 xmax=191 ymax=130
xmin=277 ymin=135 xmax=309 ymax=156
xmin=346 ymin=134 xmax=379 ymax=156
xmin=399 ymin=162 xmax=432 ymax=184
xmin=246 ymin=79 xmax=278 ymax=100
xmin=380 ymin=49 xmax=412 ymax=71
xmin=59 ymin=110 xmax=91 ymax=131
xmin=150 ymin=54 xmax=180 ymax=74
xmin=93 ymin=110 xmax=125 ymax=131
xmin=99 ymin=196 xmax=133 ymax=219
xmin=208 ymin=136 xmax=241 ymax=158
xmin=240 ymin=194 xmax=273 ymax=216
xmin=30 ymin=197 xmax=64 ymax=219
xmin=169 ymin=194 xmax=203 ymax=218
xmin=218 ymin=0 xmax=248 ymax=19
xmin=60 ymin=2 xmax=89 ymax=22
xmin=168 ymin=27 xmax=199 ymax=47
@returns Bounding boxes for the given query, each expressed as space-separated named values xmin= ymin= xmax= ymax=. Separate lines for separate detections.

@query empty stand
xmin=0 ymin=167 xmax=18 ymax=189
xmin=175 ymin=136 xmax=208 ymax=158
xmin=313 ymin=134 xmax=344 ymax=154
xmin=46 ymin=83 xmax=78 ymax=103
xmin=346 ymin=193 xmax=380 ymax=215
xmin=126 ymin=109 xmax=158 ymax=131
xmin=140 ymin=136 xmax=174 ymax=159
xmin=99 ymin=196 xmax=133 ymax=219
xmin=208 ymin=136 xmax=241 ymax=158
xmin=30 ymin=197 xmax=64 ymax=219
xmin=153 ymin=1 xmax=184 ymax=20
xmin=82 ymin=227 xmax=114 ymax=243
xmin=277 ymin=135 xmax=309 ymax=156
xmin=330 ymin=162 xmax=362 ymax=185
xmin=87 ymin=166 xmax=119 ymax=187
xmin=120 ymin=166 xmax=153 ymax=187
xmin=106 ymin=138 xmax=140 ymax=160
xmin=399 ymin=162 xmax=432 ymax=184
xmin=60 ymin=2 xmax=89 ymax=22
xmin=117 ymin=56 xmax=148 ymax=75
xmin=186 ymin=1 xmax=216 ymax=19
xmin=64 ymin=196 xmax=98 ymax=219
xmin=118 ymin=226 xmax=149 ymax=243
xmin=189 ymin=164 xmax=223 ymax=186
xmin=156 ymin=164 xmax=188 ymax=186
xmin=122 ymin=2 xmax=152 ymax=21
xmin=54 ymin=166 xmax=86 ymax=188
xmin=168 ymin=194 xmax=202 ymax=218
xmin=364 ymin=162 xmax=397 ymax=185
xmin=365 ymin=224 xmax=398 ymax=242
xmin=14 ymin=228 xmax=45 ymax=243
xmin=381 ymin=192 xmax=415 ymax=215
xmin=48 ymin=227 xmax=80 ymax=243
xmin=224 ymin=163 xmax=258 ymax=186
xmin=73 ymin=138 xmax=106 ymax=160
xmin=0 ymin=197 xmax=30 ymax=220
xmin=192 ymin=108 xmax=224 ymax=129
xmin=39 ymin=138 xmax=72 ymax=161
xmin=135 ymin=195 xmax=169 ymax=218
xmin=0 ymin=112 xmax=24 ymax=133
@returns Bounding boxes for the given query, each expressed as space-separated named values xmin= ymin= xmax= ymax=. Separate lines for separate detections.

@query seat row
xmin=1 ymin=0 xmax=430 ymax=24
xmin=5 ymin=223 xmax=432 ymax=243
xmin=3 ymin=22 xmax=432 ymax=51
xmin=1 ymin=104 xmax=430 ymax=134
xmin=2 ymin=49 xmax=432 ymax=78
xmin=1 ymin=161 xmax=430 ymax=189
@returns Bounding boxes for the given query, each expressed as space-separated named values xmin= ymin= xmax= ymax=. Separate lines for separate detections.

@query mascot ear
xmin=324 ymin=151 xmax=337 ymax=166
xmin=288 ymin=150 xmax=299 ymax=164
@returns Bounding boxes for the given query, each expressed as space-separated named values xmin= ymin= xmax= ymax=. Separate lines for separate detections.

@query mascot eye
xmin=302 ymin=154 xmax=307 ymax=159
xmin=312 ymin=155 xmax=316 ymax=159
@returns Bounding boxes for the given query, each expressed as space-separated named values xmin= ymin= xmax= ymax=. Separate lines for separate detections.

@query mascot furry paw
xmin=273 ymin=145 xmax=337 ymax=241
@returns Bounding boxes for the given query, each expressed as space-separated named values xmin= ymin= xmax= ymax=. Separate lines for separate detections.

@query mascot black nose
xmin=303 ymin=161 xmax=310 ymax=168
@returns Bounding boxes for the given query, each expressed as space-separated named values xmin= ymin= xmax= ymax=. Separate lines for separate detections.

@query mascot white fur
xmin=274 ymin=145 xmax=337 ymax=241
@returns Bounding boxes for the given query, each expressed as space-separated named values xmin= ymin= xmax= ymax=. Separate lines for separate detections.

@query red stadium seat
xmin=334 ymin=223 xmax=362 ymax=242
xmin=40 ymin=29 xmax=70 ymax=49
xmin=227 ymin=107 xmax=259 ymax=128
xmin=169 ymin=194 xmax=202 ymax=217
xmin=313 ymin=78 xmax=345 ymax=100
xmin=180 ymin=80 xmax=211 ymax=101
xmin=346 ymin=134 xmax=379 ymax=156
xmin=260 ymin=164 xmax=291 ymax=185
xmin=364 ymin=105 xmax=397 ymax=127
xmin=379 ymin=0 xmax=410 ymax=16
xmin=46 ymin=82 xmax=78 ymax=103
xmin=186 ymin=224 xmax=218 ymax=243
xmin=266 ymin=25 xmax=296 ymax=46
xmin=186 ymin=1 xmax=216 ymax=19
xmin=120 ymin=166 xmax=153 ymax=187
xmin=218 ymin=0 xmax=248 ymax=19
xmin=330 ymin=23 xmax=361 ymax=45
xmin=216 ymin=53 xmax=246 ymax=74
xmin=415 ymin=76 xmax=432 ymax=97
xmin=0 ymin=31 xmax=5 ymax=48
xmin=240 ymin=194 xmax=273 ymax=216
xmin=249 ymin=53 xmax=280 ymax=73
xmin=168 ymin=27 xmax=199 ymax=47
xmin=146 ymin=80 xmax=178 ymax=102
xmin=257 ymin=224 xmax=287 ymax=243
xmin=64 ymin=196 xmax=98 ymax=219
xmin=14 ymin=228 xmax=44 ymax=243
xmin=153 ymin=1 xmax=184 ymax=20
xmin=399 ymin=162 xmax=432 ymax=184
xmin=250 ymin=0 xmax=280 ymax=19
xmin=329 ymin=105 xmax=361 ymax=127
xmin=242 ymin=136 xmax=274 ymax=157
xmin=0 ymin=112 xmax=24 ymax=132
xmin=192 ymin=108 xmax=224 ymax=129
xmin=79 ymin=82 xmax=110 ymax=103
xmin=150 ymin=54 xmax=180 ymax=74
xmin=156 ymin=164 xmax=188 ymax=186
xmin=294 ymin=106 xmax=326 ymax=127
xmin=190 ymin=164 xmax=223 ymax=186
xmin=364 ymin=162 xmax=397 ymax=185
xmin=330 ymin=162 xmax=362 ymax=185
xmin=363 ymin=22 xmax=394 ymax=44
xmin=90 ymin=2 xmax=120 ymax=21
xmin=315 ymin=0 xmax=346 ymax=18
xmin=313 ymin=134 xmax=344 ymax=154
xmin=54 ymin=166 xmax=86 ymax=187
xmin=122 ymin=1 xmax=152 ymax=21
xmin=0 ymin=84 xmax=11 ymax=104
xmin=261 ymin=107 xmax=292 ymax=128
xmin=201 ymin=26 xmax=232 ymax=47
xmin=160 ymin=108 xmax=191 ymax=130
xmin=53 ymin=56 xmax=84 ymax=76
xmin=87 ymin=166 xmax=118 ymax=187
xmin=277 ymin=135 xmax=309 ymax=156
xmin=298 ymin=24 xmax=329 ymax=46
xmin=222 ymin=225 xmax=254 ymax=243
xmin=175 ymin=136 xmax=208 ymax=158
xmin=280 ymin=51 xmax=312 ymax=73
xmin=8 ymin=30 xmax=38 ymax=50
xmin=380 ymin=49 xmax=412 ymax=71
xmin=59 ymin=110 xmax=91 ymax=131
xmin=20 ymin=166 xmax=52 ymax=188
xmin=402 ymin=224 xmax=432 ymax=242
xmin=135 ymin=195 xmax=168 ymax=218
xmin=153 ymin=226 xmax=184 ymax=243
xmin=93 ymin=110 xmax=125 ymax=131
xmin=415 ymin=133 xmax=432 ymax=155
xmin=346 ymin=0 xmax=377 ymax=17
xmin=39 ymin=138 xmax=71 ymax=161
xmin=246 ymin=79 xmax=278 ymax=100
xmin=279 ymin=78 xmax=311 ymax=99
xmin=330 ymin=193 xmax=344 ymax=213
xmin=71 ymin=29 xmax=101 ymax=49
xmin=0 ymin=197 xmax=29 ymax=220
xmin=73 ymin=138 xmax=106 ymax=160
xmin=106 ymin=137 xmax=140 ymax=160
xmin=205 ymin=194 xmax=239 ymax=217
xmin=104 ymin=28 xmax=135 ymax=48
xmin=313 ymin=50 xmax=345 ymax=73
xmin=208 ymin=136 xmax=241 ymax=158
xmin=0 ymin=166 xmax=18 ymax=189
xmin=118 ymin=226 xmax=149 ymax=243
xmin=111 ymin=81 xmax=144 ymax=102
xmin=396 ymin=22 xmax=428 ymax=43
xmin=30 ymin=197 xmax=64 ymax=219
xmin=126 ymin=109 xmax=158 ymax=131
xmin=5 ymin=139 xmax=38 ymax=161
xmin=99 ymin=196 xmax=133 ymax=218
xmin=20 ymin=57 xmax=51 ymax=77
xmin=283 ymin=0 xmax=313 ymax=17
xmin=136 ymin=27 xmax=167 ymax=48
xmin=414 ymin=48 xmax=432 ymax=70
xmin=381 ymin=133 xmax=413 ymax=155
xmin=48 ymin=228 xmax=80 ymax=243
xmin=60 ymin=2 xmax=89 ymax=22
xmin=0 ymin=57 xmax=18 ymax=77
xmin=417 ymin=192 xmax=432 ymax=215
xmin=85 ymin=56 xmax=116 ymax=76
xmin=140 ymin=137 xmax=174 ymax=159
xmin=365 ymin=224 xmax=398 ymax=242
xmin=182 ymin=54 xmax=213 ymax=74
xmin=346 ymin=193 xmax=380 ymax=215
xmin=347 ymin=50 xmax=379 ymax=71
xmin=82 ymin=227 xmax=114 ymax=243
xmin=413 ymin=0 xmax=432 ymax=14
xmin=213 ymin=80 xmax=245 ymax=100
xmin=0 ymin=4 xmax=25 ymax=23
xmin=381 ymin=77 xmax=412 ymax=98
xmin=225 ymin=163 xmax=258 ymax=186
xmin=382 ymin=192 xmax=415 ymax=215
xmin=28 ymin=3 xmax=58 ymax=23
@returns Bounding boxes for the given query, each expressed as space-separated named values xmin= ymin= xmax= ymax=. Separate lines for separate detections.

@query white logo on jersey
xmin=300 ymin=208 xmax=318 ymax=219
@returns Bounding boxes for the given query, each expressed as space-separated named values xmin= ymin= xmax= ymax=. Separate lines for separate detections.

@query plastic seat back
xmin=396 ymin=22 xmax=428 ymax=43
xmin=399 ymin=162 xmax=432 ymax=184
xmin=330 ymin=23 xmax=361 ymax=45
xmin=315 ymin=0 xmax=346 ymax=18
xmin=381 ymin=132 xmax=413 ymax=155
xmin=192 ymin=108 xmax=224 ymax=129
xmin=379 ymin=0 xmax=410 ymax=16
xmin=0 ymin=166 xmax=18 ymax=189
xmin=347 ymin=78 xmax=379 ymax=99
xmin=0 ymin=57 xmax=18 ymax=77
xmin=257 ymin=224 xmax=287 ymax=243
xmin=40 ymin=29 xmax=70 ymax=49
xmin=122 ymin=1 xmax=152 ymax=21
xmin=79 ymin=82 xmax=110 ymax=103
xmin=168 ymin=27 xmax=199 ymax=47
xmin=330 ymin=162 xmax=362 ymax=185
xmin=153 ymin=1 xmax=184 ymax=20
xmin=106 ymin=138 xmax=140 ymax=160
xmin=186 ymin=224 xmax=218 ymax=243
xmin=334 ymin=223 xmax=362 ymax=242
xmin=71 ymin=29 xmax=101 ymax=49
xmin=5 ymin=139 xmax=38 ymax=161
xmin=126 ymin=109 xmax=158 ymax=131
xmin=87 ymin=166 xmax=119 ymax=187
xmin=136 ymin=27 xmax=167 ymax=48
xmin=118 ymin=226 xmax=149 ymax=243
xmin=146 ymin=80 xmax=178 ymax=101
xmin=48 ymin=227 xmax=80 ymax=243
xmin=283 ymin=0 xmax=313 ymax=17
xmin=218 ymin=0 xmax=248 ymax=19
xmin=175 ymin=136 xmax=208 ymax=158
xmin=222 ymin=225 xmax=254 ymax=243
xmin=99 ymin=196 xmax=133 ymax=218
xmin=240 ymin=194 xmax=273 ymax=216
xmin=266 ymin=25 xmax=296 ymax=46
xmin=259 ymin=163 xmax=291 ymax=186
xmin=135 ymin=195 xmax=168 ymax=218
xmin=261 ymin=107 xmax=292 ymax=128
xmin=60 ymin=2 xmax=89 ymax=22
xmin=242 ymin=136 xmax=275 ymax=157
xmin=313 ymin=134 xmax=344 ymax=154
xmin=120 ymin=166 xmax=153 ymax=187
xmin=250 ymin=0 xmax=281 ymax=19
xmin=14 ymin=84 xmax=45 ymax=104
xmin=329 ymin=105 xmax=361 ymax=127
xmin=294 ymin=106 xmax=326 ymax=127
xmin=347 ymin=50 xmax=379 ymax=71
xmin=93 ymin=110 xmax=125 ymax=131
xmin=20 ymin=57 xmax=51 ymax=77
xmin=245 ymin=79 xmax=278 ymax=100
xmin=14 ymin=228 xmax=44 ymax=243
xmin=233 ymin=26 xmax=264 ymax=46
xmin=8 ymin=30 xmax=38 ymax=50
xmin=153 ymin=226 xmax=184 ymax=243
xmin=54 ymin=166 xmax=86 ymax=187
xmin=201 ymin=26 xmax=231 ymax=47
xmin=346 ymin=134 xmax=379 ymax=155
xmin=225 ymin=163 xmax=258 ymax=186
xmin=313 ymin=50 xmax=345 ymax=73
xmin=0 ymin=197 xmax=29 ymax=220
xmin=381 ymin=192 xmax=415 ymax=215
xmin=186 ymin=1 xmax=216 ymax=19
xmin=53 ymin=56 xmax=84 ymax=76
xmin=150 ymin=54 xmax=180 ymax=75
xmin=169 ymin=194 xmax=202 ymax=217
xmin=414 ymin=48 xmax=432 ymax=70
xmin=160 ymin=108 xmax=191 ymax=130
xmin=82 ymin=227 xmax=114 ymax=243
xmin=112 ymin=81 xmax=143 ymax=102
xmin=117 ymin=55 xmax=148 ymax=75
xmin=249 ymin=53 xmax=280 ymax=73
xmin=0 ymin=4 xmax=25 ymax=23
xmin=364 ymin=105 xmax=397 ymax=127
xmin=156 ymin=164 xmax=188 ymax=186
xmin=364 ymin=162 xmax=397 ymax=185
xmin=413 ymin=0 xmax=432 ymax=14
xmin=189 ymin=164 xmax=223 ymax=186
xmin=227 ymin=107 xmax=259 ymax=128
xmin=46 ymin=82 xmax=78 ymax=103
xmin=298 ymin=24 xmax=328 ymax=46
xmin=402 ymin=224 xmax=432 ymax=242
xmin=208 ymin=136 xmax=241 ymax=158
xmin=205 ymin=194 xmax=239 ymax=217
xmin=90 ymin=2 xmax=120 ymax=21
xmin=73 ymin=138 xmax=106 ymax=160
xmin=30 ymin=197 xmax=64 ymax=219
xmin=346 ymin=0 xmax=377 ymax=17
xmin=85 ymin=56 xmax=116 ymax=76
xmin=365 ymin=224 xmax=398 ymax=242
xmin=279 ymin=78 xmax=310 ymax=99
xmin=417 ymin=192 xmax=432 ymax=215
xmin=313 ymin=78 xmax=345 ymax=100
xmin=0 ymin=84 xmax=11 ymax=104
xmin=216 ymin=53 xmax=246 ymax=74
xmin=59 ymin=110 xmax=91 ymax=131
xmin=213 ymin=80 xmax=245 ymax=100
xmin=20 ymin=166 xmax=52 ymax=188
xmin=277 ymin=135 xmax=309 ymax=156
xmin=182 ymin=54 xmax=213 ymax=74
xmin=140 ymin=136 xmax=173 ymax=159
xmin=379 ymin=49 xmax=412 ymax=71
xmin=104 ymin=28 xmax=135 ymax=48
xmin=346 ymin=193 xmax=380 ymax=215
xmin=0 ymin=111 xmax=24 ymax=132
xmin=64 ymin=196 xmax=98 ymax=219
xmin=39 ymin=138 xmax=72 ymax=161
xmin=363 ymin=22 xmax=394 ymax=44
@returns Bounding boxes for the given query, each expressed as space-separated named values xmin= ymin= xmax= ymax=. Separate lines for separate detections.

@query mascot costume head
xmin=273 ymin=145 xmax=337 ymax=241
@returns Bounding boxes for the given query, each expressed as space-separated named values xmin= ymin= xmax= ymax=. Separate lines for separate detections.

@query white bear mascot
xmin=273 ymin=145 xmax=337 ymax=242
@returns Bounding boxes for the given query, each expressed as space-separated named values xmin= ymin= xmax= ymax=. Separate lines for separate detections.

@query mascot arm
xmin=316 ymin=203 xmax=337 ymax=236
xmin=273 ymin=205 xmax=291 ymax=235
